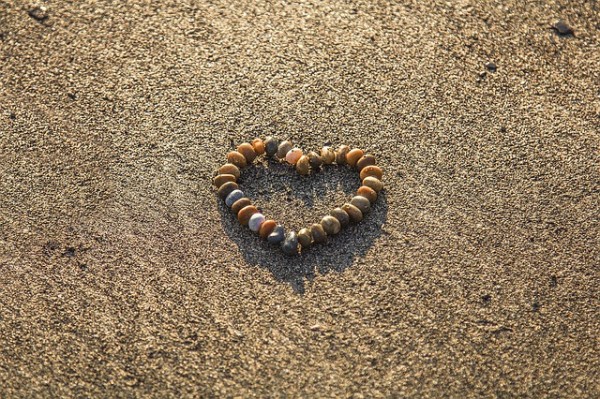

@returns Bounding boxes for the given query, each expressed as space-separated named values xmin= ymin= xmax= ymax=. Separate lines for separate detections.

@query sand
xmin=1 ymin=0 xmax=598 ymax=397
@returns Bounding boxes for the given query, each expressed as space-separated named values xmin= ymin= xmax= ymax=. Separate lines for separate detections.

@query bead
xmin=264 ymin=136 xmax=279 ymax=157
xmin=251 ymin=138 xmax=265 ymax=155
xmin=213 ymin=174 xmax=236 ymax=188
xmin=267 ymin=225 xmax=285 ymax=244
xmin=357 ymin=185 xmax=377 ymax=203
xmin=310 ymin=223 xmax=327 ymax=244
xmin=237 ymin=205 xmax=259 ymax=226
xmin=276 ymin=140 xmax=293 ymax=159
xmin=259 ymin=219 xmax=277 ymax=239
xmin=335 ymin=145 xmax=350 ymax=165
xmin=296 ymin=155 xmax=310 ymax=175
xmin=231 ymin=197 xmax=252 ymax=215
xmin=225 ymin=189 xmax=244 ymax=207
xmin=297 ymin=228 xmax=313 ymax=248
xmin=218 ymin=163 xmax=240 ymax=179
xmin=330 ymin=208 xmax=350 ymax=227
xmin=321 ymin=215 xmax=341 ymax=235
xmin=346 ymin=149 xmax=364 ymax=167
xmin=307 ymin=151 xmax=322 ymax=169
xmin=218 ymin=181 xmax=239 ymax=199
xmin=356 ymin=154 xmax=376 ymax=171
xmin=342 ymin=203 xmax=363 ymax=223
xmin=281 ymin=231 xmax=299 ymax=255
xmin=350 ymin=195 xmax=371 ymax=214
xmin=359 ymin=165 xmax=383 ymax=180
xmin=321 ymin=146 xmax=335 ymax=164
xmin=248 ymin=213 xmax=265 ymax=232
xmin=227 ymin=151 xmax=247 ymax=168
xmin=285 ymin=148 xmax=303 ymax=164
xmin=362 ymin=176 xmax=384 ymax=193
xmin=237 ymin=143 xmax=257 ymax=163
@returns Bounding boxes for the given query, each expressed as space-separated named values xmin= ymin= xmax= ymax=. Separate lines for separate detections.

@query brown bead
xmin=359 ymin=165 xmax=383 ymax=180
xmin=259 ymin=219 xmax=277 ymax=239
xmin=362 ymin=176 xmax=384 ymax=193
xmin=307 ymin=151 xmax=322 ymax=169
xmin=296 ymin=155 xmax=310 ymax=175
xmin=330 ymin=207 xmax=350 ymax=227
xmin=231 ymin=198 xmax=252 ymax=215
xmin=276 ymin=140 xmax=293 ymax=159
xmin=356 ymin=154 xmax=376 ymax=171
xmin=350 ymin=195 xmax=371 ymax=214
xmin=310 ymin=223 xmax=327 ymax=244
xmin=321 ymin=216 xmax=341 ymax=235
xmin=237 ymin=143 xmax=257 ymax=163
xmin=346 ymin=149 xmax=364 ymax=167
xmin=320 ymin=146 xmax=335 ymax=164
xmin=218 ymin=163 xmax=241 ymax=179
xmin=335 ymin=145 xmax=350 ymax=165
xmin=237 ymin=205 xmax=259 ymax=226
xmin=297 ymin=228 xmax=313 ymax=248
xmin=357 ymin=185 xmax=377 ymax=203
xmin=212 ymin=174 xmax=236 ymax=188
xmin=251 ymin=138 xmax=265 ymax=155
xmin=227 ymin=151 xmax=247 ymax=168
xmin=342 ymin=203 xmax=363 ymax=223
xmin=217 ymin=181 xmax=239 ymax=199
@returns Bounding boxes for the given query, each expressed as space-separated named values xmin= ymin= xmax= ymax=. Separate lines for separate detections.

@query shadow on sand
xmin=218 ymin=159 xmax=388 ymax=293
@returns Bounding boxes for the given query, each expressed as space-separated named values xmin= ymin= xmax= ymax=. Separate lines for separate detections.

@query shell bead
xmin=281 ymin=231 xmax=299 ymax=255
xmin=362 ymin=176 xmax=384 ymax=193
xmin=357 ymin=185 xmax=377 ymax=204
xmin=321 ymin=146 xmax=336 ymax=164
xmin=330 ymin=207 xmax=350 ymax=227
xmin=346 ymin=149 xmax=364 ymax=167
xmin=218 ymin=181 xmax=239 ymax=199
xmin=310 ymin=223 xmax=327 ymax=244
xmin=227 ymin=151 xmax=247 ymax=168
xmin=264 ymin=137 xmax=279 ymax=157
xmin=342 ymin=203 xmax=363 ymax=223
xmin=286 ymin=148 xmax=303 ymax=165
xmin=350 ymin=196 xmax=371 ymax=214
xmin=321 ymin=216 xmax=341 ymax=235
xmin=237 ymin=143 xmax=257 ymax=163
xmin=356 ymin=154 xmax=376 ymax=171
xmin=237 ymin=205 xmax=259 ymax=226
xmin=297 ymin=228 xmax=313 ymax=248
xmin=225 ymin=189 xmax=244 ymax=207
xmin=248 ymin=213 xmax=266 ymax=232
xmin=251 ymin=138 xmax=265 ymax=155
xmin=213 ymin=174 xmax=236 ymax=188
xmin=307 ymin=151 xmax=322 ymax=169
xmin=359 ymin=165 xmax=383 ymax=180
xmin=296 ymin=155 xmax=310 ymax=175
xmin=218 ymin=164 xmax=241 ymax=179
xmin=267 ymin=225 xmax=285 ymax=244
xmin=335 ymin=145 xmax=350 ymax=165
xmin=231 ymin=197 xmax=252 ymax=215
xmin=276 ymin=141 xmax=293 ymax=159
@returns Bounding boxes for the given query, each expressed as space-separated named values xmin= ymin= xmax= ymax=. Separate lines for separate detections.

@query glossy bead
xmin=213 ymin=174 xmax=236 ymax=188
xmin=237 ymin=143 xmax=257 ymax=163
xmin=218 ymin=163 xmax=241 ymax=179
xmin=267 ymin=225 xmax=285 ymax=244
xmin=231 ymin=197 xmax=252 ymax=215
xmin=350 ymin=196 xmax=371 ymax=214
xmin=360 ymin=165 xmax=383 ymax=180
xmin=346 ymin=149 xmax=364 ymax=167
xmin=276 ymin=140 xmax=293 ymax=159
xmin=217 ymin=181 xmax=239 ymax=199
xmin=356 ymin=154 xmax=376 ymax=171
xmin=237 ymin=205 xmax=259 ymax=226
xmin=331 ymin=208 xmax=350 ymax=227
xmin=321 ymin=216 xmax=341 ymax=235
xmin=357 ymin=185 xmax=377 ymax=203
xmin=281 ymin=231 xmax=299 ymax=255
xmin=310 ymin=223 xmax=327 ymax=244
xmin=296 ymin=155 xmax=310 ymax=175
xmin=342 ymin=203 xmax=363 ymax=223
xmin=286 ymin=148 xmax=303 ymax=164
xmin=335 ymin=145 xmax=350 ymax=165
xmin=362 ymin=176 xmax=384 ymax=193
xmin=307 ymin=151 xmax=322 ymax=169
xmin=227 ymin=151 xmax=247 ymax=168
xmin=297 ymin=228 xmax=313 ymax=248
xmin=251 ymin=138 xmax=265 ymax=155
xmin=321 ymin=146 xmax=335 ymax=164
xmin=225 ymin=189 xmax=244 ymax=207
xmin=259 ymin=220 xmax=277 ymax=239
xmin=264 ymin=136 xmax=279 ymax=157
xmin=248 ymin=213 xmax=265 ymax=232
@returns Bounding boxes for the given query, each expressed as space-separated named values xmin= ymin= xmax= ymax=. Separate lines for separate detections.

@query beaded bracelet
xmin=213 ymin=137 xmax=384 ymax=255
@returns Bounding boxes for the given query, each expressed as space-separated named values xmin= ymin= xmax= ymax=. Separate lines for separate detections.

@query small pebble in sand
xmin=264 ymin=137 xmax=279 ymax=157
xmin=321 ymin=216 xmax=341 ymax=235
xmin=28 ymin=6 xmax=48 ymax=22
xmin=286 ymin=148 xmax=303 ymax=164
xmin=237 ymin=205 xmax=259 ymax=225
xmin=237 ymin=143 xmax=257 ymax=163
xmin=276 ymin=140 xmax=293 ymax=159
xmin=342 ymin=203 xmax=363 ymax=223
xmin=227 ymin=151 xmax=247 ymax=168
xmin=360 ymin=165 xmax=383 ymax=180
xmin=248 ymin=213 xmax=266 ymax=232
xmin=225 ymin=189 xmax=244 ymax=207
xmin=310 ymin=224 xmax=327 ymax=244
xmin=268 ymin=225 xmax=285 ymax=244
xmin=485 ymin=62 xmax=497 ymax=72
xmin=320 ymin=146 xmax=336 ymax=164
xmin=296 ymin=155 xmax=310 ymax=175
xmin=330 ymin=207 xmax=350 ymax=227
xmin=350 ymin=195 xmax=371 ymax=214
xmin=217 ymin=181 xmax=239 ymax=199
xmin=552 ymin=20 xmax=574 ymax=36
xmin=297 ymin=228 xmax=313 ymax=248
xmin=281 ymin=231 xmax=299 ymax=255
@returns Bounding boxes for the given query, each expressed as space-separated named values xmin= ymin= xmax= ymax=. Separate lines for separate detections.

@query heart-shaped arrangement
xmin=213 ymin=137 xmax=384 ymax=255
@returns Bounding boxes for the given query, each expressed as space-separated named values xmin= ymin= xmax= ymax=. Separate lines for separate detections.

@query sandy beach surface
xmin=1 ymin=0 xmax=598 ymax=397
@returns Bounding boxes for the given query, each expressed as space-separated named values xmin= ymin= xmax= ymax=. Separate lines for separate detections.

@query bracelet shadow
xmin=217 ymin=159 xmax=388 ymax=293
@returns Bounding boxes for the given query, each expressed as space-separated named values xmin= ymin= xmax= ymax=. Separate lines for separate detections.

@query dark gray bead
xmin=330 ymin=208 xmax=350 ymax=227
xmin=267 ymin=225 xmax=285 ymax=244
xmin=281 ymin=231 xmax=299 ymax=255
xmin=350 ymin=195 xmax=371 ymax=214
xmin=264 ymin=137 xmax=279 ymax=157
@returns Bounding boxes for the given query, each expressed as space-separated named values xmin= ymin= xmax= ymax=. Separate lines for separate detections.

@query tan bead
xmin=350 ymin=195 xmax=371 ymax=214
xmin=237 ymin=143 xmax=257 ymax=163
xmin=212 ymin=174 xmax=237 ymax=188
xmin=356 ymin=154 xmax=376 ymax=171
xmin=286 ymin=148 xmax=303 ymax=164
xmin=357 ymin=185 xmax=377 ymax=203
xmin=296 ymin=155 xmax=310 ymax=175
xmin=331 ymin=207 xmax=350 ymax=227
xmin=362 ymin=176 xmax=384 ymax=193
xmin=297 ymin=228 xmax=313 ymax=248
xmin=321 ymin=146 xmax=335 ymax=164
xmin=237 ymin=205 xmax=259 ymax=226
xmin=217 ymin=181 xmax=238 ymax=199
xmin=218 ymin=163 xmax=241 ymax=179
xmin=310 ymin=223 xmax=327 ymax=243
xmin=342 ymin=203 xmax=363 ymax=223
xmin=259 ymin=219 xmax=277 ymax=239
xmin=231 ymin=198 xmax=252 ymax=215
xmin=251 ymin=138 xmax=265 ymax=155
xmin=321 ymin=216 xmax=341 ymax=235
xmin=359 ymin=165 xmax=383 ymax=180
xmin=346 ymin=149 xmax=364 ymax=167
xmin=276 ymin=140 xmax=293 ymax=159
xmin=227 ymin=151 xmax=247 ymax=168
xmin=335 ymin=145 xmax=350 ymax=165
